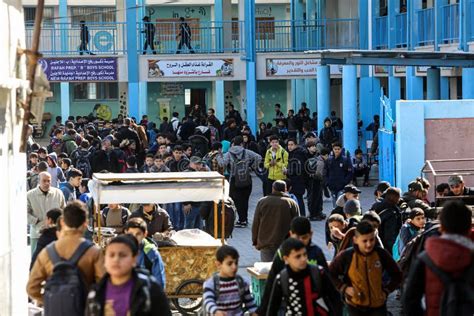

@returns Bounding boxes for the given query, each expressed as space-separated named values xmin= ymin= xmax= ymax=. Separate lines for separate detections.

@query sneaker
xmin=310 ymin=214 xmax=327 ymax=221
xmin=235 ymin=221 xmax=247 ymax=228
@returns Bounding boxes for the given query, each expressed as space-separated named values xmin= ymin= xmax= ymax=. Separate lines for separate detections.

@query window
xmin=73 ymin=83 xmax=118 ymax=100
xmin=24 ymin=7 xmax=55 ymax=26
xmin=70 ymin=7 xmax=116 ymax=25
xmin=185 ymin=89 xmax=191 ymax=106
xmin=256 ymin=17 xmax=275 ymax=40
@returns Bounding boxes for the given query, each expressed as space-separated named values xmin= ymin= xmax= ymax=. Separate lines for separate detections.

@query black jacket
xmin=325 ymin=155 xmax=353 ymax=192
xmin=86 ymin=270 xmax=171 ymax=316
xmin=30 ymin=227 xmax=57 ymax=270
xmin=370 ymin=198 xmax=403 ymax=250
xmin=91 ymin=149 xmax=121 ymax=173
xmin=130 ymin=206 xmax=173 ymax=236
xmin=116 ymin=126 xmax=141 ymax=152
xmin=287 ymin=146 xmax=308 ymax=195
xmin=401 ymin=192 xmax=436 ymax=218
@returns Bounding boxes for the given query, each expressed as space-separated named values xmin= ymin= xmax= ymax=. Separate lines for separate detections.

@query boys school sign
xmin=38 ymin=58 xmax=118 ymax=82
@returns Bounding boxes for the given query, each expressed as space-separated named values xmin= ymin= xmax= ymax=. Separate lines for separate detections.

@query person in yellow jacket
xmin=264 ymin=135 xmax=289 ymax=196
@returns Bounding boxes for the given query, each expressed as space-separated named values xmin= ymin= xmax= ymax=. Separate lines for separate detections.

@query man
xmin=142 ymin=16 xmax=156 ymax=54
xmin=352 ymin=148 xmax=371 ymax=187
xmin=445 ymin=174 xmax=474 ymax=205
xmin=166 ymin=145 xmax=189 ymax=172
xmin=27 ymin=201 xmax=105 ymax=304
xmin=325 ymin=142 xmax=353 ymax=207
xmin=225 ymin=103 xmax=243 ymax=126
xmin=402 ymin=181 xmax=436 ymax=219
xmin=274 ymin=103 xmax=285 ymax=122
xmin=61 ymin=168 xmax=83 ymax=202
xmin=252 ymin=180 xmax=299 ymax=262
xmin=403 ymin=200 xmax=474 ymax=316
xmin=101 ymin=203 xmax=131 ymax=234
xmin=27 ymin=172 xmax=66 ymax=255
xmin=91 ymin=137 xmax=121 ymax=173
xmin=306 ymin=146 xmax=330 ymax=221
xmin=79 ymin=20 xmax=94 ymax=55
xmin=319 ymin=117 xmax=338 ymax=149
xmin=130 ymin=203 xmax=173 ymax=238
xmin=217 ymin=136 xmax=262 ymax=227
xmin=286 ymin=138 xmax=307 ymax=216
xmin=176 ymin=17 xmax=194 ymax=53
xmin=263 ymin=135 xmax=289 ymax=196
xmin=222 ymin=118 xmax=241 ymax=141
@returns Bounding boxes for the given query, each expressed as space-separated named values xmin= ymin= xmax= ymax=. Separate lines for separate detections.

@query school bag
xmin=230 ymin=150 xmax=252 ymax=188
xmin=419 ymin=252 xmax=474 ymax=316
xmin=75 ymin=150 xmax=92 ymax=178
xmin=43 ymin=241 xmax=92 ymax=316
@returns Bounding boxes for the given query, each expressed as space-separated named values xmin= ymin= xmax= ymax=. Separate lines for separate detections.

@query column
xmin=408 ymin=0 xmax=422 ymax=49
xmin=427 ymin=67 xmax=440 ymax=100
xmin=359 ymin=66 xmax=381 ymax=150
xmin=387 ymin=0 xmax=398 ymax=49
xmin=215 ymin=0 xmax=232 ymax=52
xmin=126 ymin=0 xmax=140 ymax=118
xmin=316 ymin=65 xmax=330 ymax=131
xmin=440 ymin=77 xmax=449 ymax=100
xmin=138 ymin=82 xmax=147 ymax=118
xmin=296 ymin=79 xmax=305 ymax=106
xmin=245 ymin=0 xmax=257 ymax=133
xmin=388 ymin=69 xmax=401 ymax=118
xmin=434 ymin=0 xmax=443 ymax=51
xmin=462 ymin=68 xmax=474 ymax=99
xmin=305 ymin=79 xmax=317 ymax=114
xmin=459 ymin=0 xmax=467 ymax=51
xmin=60 ymin=83 xmax=70 ymax=120
xmin=214 ymin=81 xmax=225 ymax=121
xmin=406 ymin=66 xmax=423 ymax=100
xmin=359 ymin=0 xmax=369 ymax=49
xmin=342 ymin=65 xmax=358 ymax=155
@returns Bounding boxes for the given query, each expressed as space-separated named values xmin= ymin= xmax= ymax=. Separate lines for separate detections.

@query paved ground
xmin=227 ymin=175 xmax=402 ymax=315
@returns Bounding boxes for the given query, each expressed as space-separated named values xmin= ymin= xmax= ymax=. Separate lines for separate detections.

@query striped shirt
xmin=203 ymin=275 xmax=257 ymax=315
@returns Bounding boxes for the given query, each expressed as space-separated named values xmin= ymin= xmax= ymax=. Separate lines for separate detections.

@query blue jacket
xmin=325 ymin=154 xmax=353 ymax=192
xmin=137 ymin=238 xmax=166 ymax=289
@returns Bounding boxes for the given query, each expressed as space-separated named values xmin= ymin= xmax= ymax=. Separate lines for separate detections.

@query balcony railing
xmin=25 ymin=22 xmax=127 ymax=55
xmin=374 ymin=16 xmax=388 ymax=49
xmin=255 ymin=18 xmax=359 ymax=52
xmin=395 ymin=13 xmax=407 ymax=47
xmin=441 ymin=3 xmax=459 ymax=43
xmin=417 ymin=8 xmax=435 ymax=46
xmin=137 ymin=21 xmax=244 ymax=54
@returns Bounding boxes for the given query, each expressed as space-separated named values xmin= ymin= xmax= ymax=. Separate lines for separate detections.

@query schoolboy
xmin=85 ymin=235 xmax=171 ymax=315
xmin=203 ymin=245 xmax=257 ymax=316
xmin=124 ymin=217 xmax=166 ymax=289
xmin=329 ymin=221 xmax=402 ymax=316
xmin=258 ymin=216 xmax=330 ymax=315
xmin=392 ymin=208 xmax=425 ymax=261
xmin=327 ymin=213 xmax=348 ymax=254
xmin=151 ymin=154 xmax=170 ymax=172
xmin=140 ymin=153 xmax=155 ymax=173
xmin=30 ymin=208 xmax=62 ymax=270
xmin=267 ymin=238 xmax=342 ymax=315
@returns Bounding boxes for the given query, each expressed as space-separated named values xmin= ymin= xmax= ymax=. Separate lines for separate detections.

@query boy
xmin=263 ymin=135 xmax=288 ymax=196
xmin=151 ymin=154 xmax=170 ymax=172
xmin=352 ymin=148 xmax=370 ymax=187
xmin=327 ymin=213 xmax=348 ymax=254
xmin=203 ymin=245 xmax=257 ymax=316
xmin=60 ymin=158 xmax=72 ymax=179
xmin=28 ymin=152 xmax=39 ymax=170
xmin=124 ymin=217 xmax=166 ymax=289
xmin=258 ymin=216 xmax=330 ymax=315
xmin=392 ymin=208 xmax=426 ymax=261
xmin=343 ymin=199 xmax=362 ymax=229
xmin=140 ymin=153 xmax=155 ymax=173
xmin=329 ymin=221 xmax=402 ymax=316
xmin=267 ymin=238 xmax=342 ymax=315
xmin=325 ymin=142 xmax=353 ymax=207
xmin=60 ymin=168 xmax=82 ymax=202
xmin=30 ymin=208 xmax=62 ymax=270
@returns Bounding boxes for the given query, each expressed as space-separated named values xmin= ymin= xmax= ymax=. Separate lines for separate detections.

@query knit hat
xmin=344 ymin=199 xmax=361 ymax=216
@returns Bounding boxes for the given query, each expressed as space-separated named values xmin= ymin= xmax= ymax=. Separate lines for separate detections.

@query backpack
xmin=43 ymin=241 xmax=92 ymax=316
xmin=377 ymin=207 xmax=402 ymax=250
xmin=205 ymin=198 xmax=237 ymax=239
xmin=230 ymin=150 xmax=252 ymax=188
xmin=75 ymin=150 xmax=92 ymax=178
xmin=420 ymin=252 xmax=474 ymax=316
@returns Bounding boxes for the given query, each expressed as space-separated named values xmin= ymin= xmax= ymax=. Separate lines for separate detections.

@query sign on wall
xmin=266 ymin=59 xmax=319 ymax=77
xmin=161 ymin=83 xmax=184 ymax=96
xmin=39 ymin=57 xmax=118 ymax=82
xmin=148 ymin=59 xmax=234 ymax=78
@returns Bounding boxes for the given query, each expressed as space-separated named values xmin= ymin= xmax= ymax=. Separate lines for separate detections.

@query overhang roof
xmin=304 ymin=50 xmax=474 ymax=67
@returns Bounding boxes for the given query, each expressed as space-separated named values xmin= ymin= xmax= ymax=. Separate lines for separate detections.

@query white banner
xmin=148 ymin=59 xmax=234 ymax=78
xmin=266 ymin=58 xmax=319 ymax=77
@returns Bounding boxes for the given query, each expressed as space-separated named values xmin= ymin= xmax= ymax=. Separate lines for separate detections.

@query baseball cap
xmin=408 ymin=181 xmax=423 ymax=192
xmin=343 ymin=184 xmax=361 ymax=194
xmin=448 ymin=175 xmax=463 ymax=186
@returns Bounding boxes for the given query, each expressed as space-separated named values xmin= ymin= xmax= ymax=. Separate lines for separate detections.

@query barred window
xmin=24 ymin=7 xmax=55 ymax=26
xmin=73 ymin=82 xmax=118 ymax=100
xmin=70 ymin=7 xmax=116 ymax=25
xmin=256 ymin=17 xmax=275 ymax=40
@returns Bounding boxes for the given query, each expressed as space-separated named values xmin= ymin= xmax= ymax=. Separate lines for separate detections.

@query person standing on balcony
xmin=176 ymin=17 xmax=195 ymax=54
xmin=142 ymin=16 xmax=157 ymax=55
xmin=79 ymin=20 xmax=95 ymax=55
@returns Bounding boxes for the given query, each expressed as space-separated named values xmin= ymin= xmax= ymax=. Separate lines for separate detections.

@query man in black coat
xmin=286 ymin=138 xmax=308 ymax=216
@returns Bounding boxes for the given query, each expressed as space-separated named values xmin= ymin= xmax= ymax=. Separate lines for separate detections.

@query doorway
xmin=185 ymin=88 xmax=206 ymax=117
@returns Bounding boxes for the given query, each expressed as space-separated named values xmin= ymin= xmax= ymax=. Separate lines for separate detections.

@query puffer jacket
xmin=286 ymin=146 xmax=308 ymax=194
xmin=264 ymin=146 xmax=289 ymax=181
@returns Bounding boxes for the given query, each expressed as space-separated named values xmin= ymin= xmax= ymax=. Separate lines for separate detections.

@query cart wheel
xmin=171 ymin=279 xmax=204 ymax=315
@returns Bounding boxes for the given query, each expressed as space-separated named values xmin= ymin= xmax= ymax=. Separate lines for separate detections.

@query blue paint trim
xmin=462 ymin=68 xmax=474 ymax=99
xmin=427 ymin=67 xmax=441 ymax=100
xmin=342 ymin=65 xmax=358 ymax=155
xmin=406 ymin=66 xmax=423 ymax=100
xmin=60 ymin=82 xmax=70 ymax=120
xmin=59 ymin=0 xmax=68 ymax=52
xmin=459 ymin=0 xmax=466 ymax=51
xmin=128 ymin=82 xmax=140 ymax=119
xmin=296 ymin=79 xmax=305 ymax=107
xmin=388 ymin=72 xmax=401 ymax=117
xmin=215 ymin=0 xmax=223 ymax=52
xmin=359 ymin=71 xmax=381 ymax=150
xmin=316 ymin=65 xmax=330 ymax=132
xmin=359 ymin=0 xmax=369 ymax=49
xmin=387 ymin=0 xmax=398 ymax=49
xmin=127 ymin=0 xmax=139 ymax=118
xmin=138 ymin=82 xmax=147 ymax=119
xmin=215 ymin=81 xmax=225 ymax=121
xmin=440 ymin=77 xmax=449 ymax=100
xmin=434 ymin=0 xmax=443 ymax=51
xmin=245 ymin=0 xmax=257 ymax=133
xmin=305 ymin=79 xmax=317 ymax=115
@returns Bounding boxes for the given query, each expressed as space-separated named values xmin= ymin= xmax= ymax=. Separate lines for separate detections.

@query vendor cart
xmin=89 ymin=172 xmax=229 ymax=315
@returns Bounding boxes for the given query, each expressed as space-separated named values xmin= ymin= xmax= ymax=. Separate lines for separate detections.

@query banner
xmin=39 ymin=57 xmax=118 ymax=82
xmin=148 ymin=59 xmax=233 ymax=78
xmin=266 ymin=59 xmax=319 ymax=77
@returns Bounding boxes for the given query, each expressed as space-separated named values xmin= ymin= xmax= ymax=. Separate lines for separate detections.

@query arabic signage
xmin=148 ymin=59 xmax=234 ymax=78
xmin=161 ymin=83 xmax=184 ymax=96
xmin=38 ymin=57 xmax=118 ymax=82
xmin=266 ymin=59 xmax=319 ymax=77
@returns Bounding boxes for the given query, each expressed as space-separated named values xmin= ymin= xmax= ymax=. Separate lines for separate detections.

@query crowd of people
xmin=24 ymin=102 xmax=473 ymax=315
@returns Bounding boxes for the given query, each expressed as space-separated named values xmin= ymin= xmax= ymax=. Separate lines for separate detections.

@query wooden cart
xmin=89 ymin=172 xmax=229 ymax=315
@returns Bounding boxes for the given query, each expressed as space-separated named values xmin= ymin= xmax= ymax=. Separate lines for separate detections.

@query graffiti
xmin=256 ymin=7 xmax=272 ymax=17
xmin=172 ymin=7 xmax=207 ymax=18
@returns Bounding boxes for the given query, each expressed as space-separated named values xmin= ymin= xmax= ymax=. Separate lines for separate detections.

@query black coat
xmin=116 ymin=126 xmax=141 ymax=152
xmin=91 ymin=149 xmax=121 ymax=173
xmin=86 ymin=270 xmax=171 ymax=316
xmin=30 ymin=227 xmax=57 ymax=270
xmin=287 ymin=146 xmax=308 ymax=195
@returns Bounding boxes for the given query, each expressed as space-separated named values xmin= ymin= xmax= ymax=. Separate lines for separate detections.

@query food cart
xmin=89 ymin=172 xmax=229 ymax=315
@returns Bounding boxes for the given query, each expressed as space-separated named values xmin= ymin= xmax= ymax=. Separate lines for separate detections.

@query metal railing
xmin=395 ymin=13 xmax=408 ymax=47
xmin=441 ymin=3 xmax=459 ymax=43
xmin=255 ymin=18 xmax=359 ymax=52
xmin=25 ymin=22 xmax=127 ymax=55
xmin=417 ymin=8 xmax=435 ymax=46
xmin=137 ymin=21 xmax=244 ymax=54
xmin=471 ymin=0 xmax=474 ymax=41
xmin=374 ymin=16 xmax=388 ymax=49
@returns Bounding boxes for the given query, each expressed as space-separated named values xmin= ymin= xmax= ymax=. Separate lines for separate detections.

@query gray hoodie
xmin=217 ymin=145 xmax=262 ymax=177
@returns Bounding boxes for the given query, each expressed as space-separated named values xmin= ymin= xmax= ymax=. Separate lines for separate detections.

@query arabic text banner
xmin=148 ymin=59 xmax=234 ymax=78
xmin=39 ymin=57 xmax=118 ymax=82
xmin=266 ymin=58 xmax=319 ymax=77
